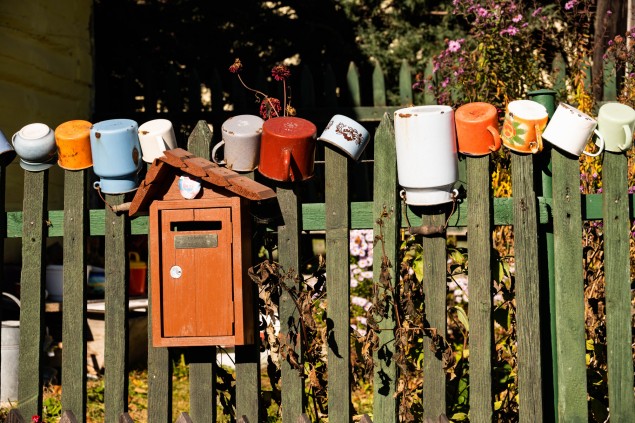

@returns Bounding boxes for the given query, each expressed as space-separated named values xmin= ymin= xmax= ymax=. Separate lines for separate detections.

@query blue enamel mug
xmin=90 ymin=119 xmax=143 ymax=194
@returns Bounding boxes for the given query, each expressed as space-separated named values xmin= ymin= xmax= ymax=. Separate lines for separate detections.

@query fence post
xmin=18 ymin=170 xmax=48 ymax=418
xmin=61 ymin=169 xmax=89 ymax=422
xmin=372 ymin=113 xmax=399 ymax=422
xmin=510 ymin=154 xmax=544 ymax=422
xmin=186 ymin=121 xmax=217 ymax=422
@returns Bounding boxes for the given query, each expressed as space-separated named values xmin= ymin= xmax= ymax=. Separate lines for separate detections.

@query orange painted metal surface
xmin=54 ymin=119 xmax=93 ymax=170
xmin=455 ymin=102 xmax=501 ymax=156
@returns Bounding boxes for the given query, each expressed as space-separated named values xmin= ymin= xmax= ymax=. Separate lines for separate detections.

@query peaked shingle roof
xmin=129 ymin=148 xmax=276 ymax=215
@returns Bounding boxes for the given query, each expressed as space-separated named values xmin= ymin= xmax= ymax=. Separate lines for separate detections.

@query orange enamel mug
xmin=455 ymin=102 xmax=501 ymax=156
xmin=55 ymin=120 xmax=93 ymax=170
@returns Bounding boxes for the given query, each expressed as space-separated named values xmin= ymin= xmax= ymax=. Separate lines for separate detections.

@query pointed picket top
xmin=118 ymin=413 xmax=135 ymax=423
xmin=399 ymin=59 xmax=413 ymax=106
xmin=346 ymin=61 xmax=361 ymax=106
xmin=372 ymin=60 xmax=387 ymax=107
xmin=237 ymin=415 xmax=250 ymax=423
xmin=187 ymin=120 xmax=214 ymax=160
xmin=175 ymin=412 xmax=194 ymax=423
xmin=360 ymin=414 xmax=374 ymax=423
xmin=323 ymin=63 xmax=338 ymax=107
xmin=59 ymin=410 xmax=79 ymax=423
xmin=300 ymin=65 xmax=316 ymax=108
xmin=552 ymin=53 xmax=566 ymax=93
xmin=603 ymin=58 xmax=617 ymax=101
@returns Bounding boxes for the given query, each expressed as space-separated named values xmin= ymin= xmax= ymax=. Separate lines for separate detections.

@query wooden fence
xmin=1 ymin=58 xmax=634 ymax=423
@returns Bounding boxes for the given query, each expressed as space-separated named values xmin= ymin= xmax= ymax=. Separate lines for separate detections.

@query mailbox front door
xmin=160 ymin=207 xmax=234 ymax=338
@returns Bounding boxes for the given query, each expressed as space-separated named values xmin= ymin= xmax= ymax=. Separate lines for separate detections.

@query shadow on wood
xmin=360 ymin=414 xmax=374 ymax=423
xmin=237 ymin=416 xmax=250 ymax=423
xmin=175 ymin=412 xmax=194 ymax=423
xmin=59 ymin=410 xmax=79 ymax=423
xmin=119 ymin=412 xmax=135 ymax=422
xmin=6 ymin=409 xmax=25 ymax=423
xmin=296 ymin=414 xmax=311 ymax=423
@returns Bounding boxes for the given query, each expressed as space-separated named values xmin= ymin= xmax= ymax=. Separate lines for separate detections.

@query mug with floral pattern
xmin=501 ymin=100 xmax=549 ymax=154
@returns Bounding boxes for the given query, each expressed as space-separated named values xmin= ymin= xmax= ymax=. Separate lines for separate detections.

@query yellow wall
xmin=0 ymin=0 xmax=93 ymax=262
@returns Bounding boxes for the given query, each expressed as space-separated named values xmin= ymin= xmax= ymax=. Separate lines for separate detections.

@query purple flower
xmin=448 ymin=40 xmax=462 ymax=52
xmin=477 ymin=7 xmax=489 ymax=17
xmin=606 ymin=10 xmax=612 ymax=16
xmin=512 ymin=14 xmax=523 ymax=23
xmin=500 ymin=26 xmax=519 ymax=36
xmin=532 ymin=7 xmax=543 ymax=17
xmin=441 ymin=77 xmax=450 ymax=88
xmin=565 ymin=0 xmax=577 ymax=10
xmin=597 ymin=188 xmax=603 ymax=193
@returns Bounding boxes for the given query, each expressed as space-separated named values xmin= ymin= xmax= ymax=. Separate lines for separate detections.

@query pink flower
xmin=532 ymin=7 xmax=543 ymax=16
xmin=565 ymin=0 xmax=577 ymax=10
xmin=447 ymin=40 xmax=462 ymax=52
xmin=477 ymin=7 xmax=489 ymax=17
xmin=512 ymin=14 xmax=523 ymax=23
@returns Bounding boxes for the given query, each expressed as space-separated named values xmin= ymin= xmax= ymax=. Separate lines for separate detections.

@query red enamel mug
xmin=258 ymin=117 xmax=317 ymax=182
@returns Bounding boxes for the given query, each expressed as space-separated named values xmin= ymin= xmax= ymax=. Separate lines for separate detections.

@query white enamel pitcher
xmin=394 ymin=105 xmax=458 ymax=205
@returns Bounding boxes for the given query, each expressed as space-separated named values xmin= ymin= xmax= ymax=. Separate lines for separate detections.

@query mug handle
xmin=582 ymin=129 xmax=605 ymax=157
xmin=487 ymin=125 xmax=501 ymax=151
xmin=618 ymin=124 xmax=633 ymax=152
xmin=530 ymin=123 xmax=543 ymax=154
xmin=211 ymin=140 xmax=226 ymax=165
xmin=282 ymin=148 xmax=293 ymax=182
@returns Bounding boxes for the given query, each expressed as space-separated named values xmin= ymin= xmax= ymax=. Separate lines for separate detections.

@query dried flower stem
xmin=235 ymin=73 xmax=280 ymax=118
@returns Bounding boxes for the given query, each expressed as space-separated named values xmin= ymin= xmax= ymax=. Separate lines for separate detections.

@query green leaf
xmin=585 ymin=338 xmax=594 ymax=351
xmin=413 ymin=254 xmax=424 ymax=282
xmin=453 ymin=305 xmax=470 ymax=332
xmin=451 ymin=412 xmax=468 ymax=421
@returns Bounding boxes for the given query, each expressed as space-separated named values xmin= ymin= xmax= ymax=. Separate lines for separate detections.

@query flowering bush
xmin=603 ymin=28 xmax=635 ymax=108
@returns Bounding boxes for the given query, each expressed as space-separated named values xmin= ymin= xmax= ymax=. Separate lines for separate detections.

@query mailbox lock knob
xmin=170 ymin=265 xmax=183 ymax=279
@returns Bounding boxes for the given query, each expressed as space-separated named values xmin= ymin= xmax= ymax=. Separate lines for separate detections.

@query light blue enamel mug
xmin=90 ymin=119 xmax=143 ymax=194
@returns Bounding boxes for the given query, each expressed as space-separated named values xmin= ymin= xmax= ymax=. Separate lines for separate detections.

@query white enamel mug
xmin=318 ymin=114 xmax=370 ymax=160
xmin=542 ymin=103 xmax=604 ymax=157
xmin=213 ymin=114 xmax=264 ymax=172
xmin=394 ymin=105 xmax=458 ymax=205
xmin=598 ymin=102 xmax=635 ymax=152
xmin=138 ymin=119 xmax=177 ymax=163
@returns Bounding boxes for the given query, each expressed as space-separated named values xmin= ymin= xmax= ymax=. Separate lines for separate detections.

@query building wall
xmin=0 ymin=0 xmax=93 ymax=262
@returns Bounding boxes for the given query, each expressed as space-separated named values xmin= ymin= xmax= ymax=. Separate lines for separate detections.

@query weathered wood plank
xmin=346 ymin=62 xmax=361 ymax=107
xmin=510 ymin=153 xmax=544 ymax=422
xmin=421 ymin=211 xmax=448 ymax=418
xmin=372 ymin=113 xmax=398 ymax=423
xmin=18 ymin=170 xmax=47 ymax=418
xmin=104 ymin=193 xmax=130 ymax=423
xmin=118 ymin=412 xmax=134 ymax=423
xmin=235 ymin=171 xmax=261 ymax=423
xmin=6 ymin=409 xmax=25 ymax=423
xmin=602 ymin=152 xmax=635 ymax=422
xmin=60 ymin=409 xmax=79 ymax=423
xmin=466 ymin=156 xmax=493 ymax=421
xmin=236 ymin=415 xmax=250 ymax=423
xmin=372 ymin=61 xmax=386 ymax=107
xmin=398 ymin=59 xmax=412 ymax=106
xmin=325 ymin=146 xmax=351 ymax=421
xmin=61 ymin=169 xmax=88 ymax=422
xmin=551 ymin=150 xmax=588 ymax=421
xmin=187 ymin=120 xmax=213 ymax=159
xmin=278 ymin=184 xmax=305 ymax=420
xmin=188 ymin=347 xmax=216 ymax=422
xmin=296 ymin=414 xmax=311 ymax=423
xmin=174 ymin=412 xmax=194 ymax=423
xmin=146 ymin=166 xmax=172 ymax=423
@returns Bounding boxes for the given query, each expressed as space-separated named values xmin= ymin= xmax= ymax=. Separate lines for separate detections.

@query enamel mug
xmin=213 ymin=114 xmax=264 ymax=172
xmin=597 ymin=102 xmax=635 ymax=153
xmin=0 ymin=130 xmax=17 ymax=167
xmin=501 ymin=100 xmax=548 ymax=154
xmin=455 ymin=102 xmax=501 ymax=156
xmin=12 ymin=123 xmax=57 ymax=171
xmin=90 ymin=119 xmax=143 ymax=194
xmin=542 ymin=103 xmax=604 ymax=157
xmin=258 ymin=116 xmax=317 ymax=182
xmin=138 ymin=119 xmax=177 ymax=163
xmin=55 ymin=120 xmax=93 ymax=170
xmin=394 ymin=105 xmax=458 ymax=205
xmin=317 ymin=114 xmax=370 ymax=160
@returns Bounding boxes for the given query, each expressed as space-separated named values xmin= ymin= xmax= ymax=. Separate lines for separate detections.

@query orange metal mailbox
xmin=129 ymin=148 xmax=276 ymax=347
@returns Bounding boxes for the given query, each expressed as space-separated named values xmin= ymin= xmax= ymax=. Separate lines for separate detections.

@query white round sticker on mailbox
xmin=170 ymin=265 xmax=182 ymax=279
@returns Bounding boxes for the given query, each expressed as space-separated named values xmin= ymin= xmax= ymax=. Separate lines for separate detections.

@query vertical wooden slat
xmin=61 ymin=169 xmax=88 ymax=422
xmin=602 ymin=152 xmax=635 ymax=422
xmin=421 ymin=211 xmax=447 ymax=418
xmin=235 ymin=169 xmax=261 ymax=423
xmin=325 ymin=146 xmax=351 ymax=421
xmin=551 ymin=151 xmax=588 ymax=420
xmin=510 ymin=154 xmax=544 ymax=422
xmin=104 ymin=193 xmax=129 ymax=423
xmin=372 ymin=61 xmax=386 ymax=107
xmin=187 ymin=121 xmax=217 ymax=422
xmin=189 ymin=347 xmax=216 ymax=422
xmin=372 ymin=114 xmax=398 ymax=422
xmin=466 ymin=156 xmax=493 ymax=420
xmin=346 ymin=62 xmax=361 ymax=107
xmin=18 ymin=170 xmax=48 ymax=417
xmin=278 ymin=184 xmax=305 ymax=421
xmin=422 ymin=59 xmax=435 ymax=106
xmin=398 ymin=59 xmax=412 ymax=106
xmin=147 ymin=162 xmax=172 ymax=423
xmin=0 ymin=162 xmax=7 ymax=398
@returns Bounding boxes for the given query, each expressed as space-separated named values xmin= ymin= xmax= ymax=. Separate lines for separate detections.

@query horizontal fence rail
xmin=1 ymin=57 xmax=633 ymax=423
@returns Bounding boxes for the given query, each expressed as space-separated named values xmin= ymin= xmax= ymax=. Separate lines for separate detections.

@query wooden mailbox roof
xmin=129 ymin=148 xmax=276 ymax=216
